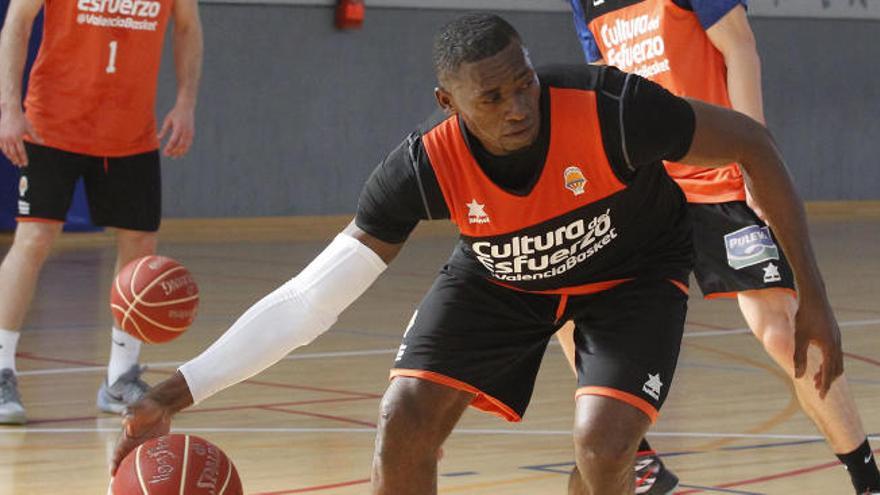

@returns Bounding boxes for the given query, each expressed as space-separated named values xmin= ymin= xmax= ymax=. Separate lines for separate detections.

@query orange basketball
xmin=111 ymin=255 xmax=199 ymax=344
xmin=111 ymin=434 xmax=243 ymax=495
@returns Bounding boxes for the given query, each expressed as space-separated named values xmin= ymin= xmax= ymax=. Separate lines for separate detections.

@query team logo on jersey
xmin=466 ymin=199 xmax=490 ymax=224
xmin=763 ymin=262 xmax=782 ymax=283
xmin=724 ymin=225 xmax=780 ymax=270
xmin=18 ymin=177 xmax=28 ymax=198
xmin=563 ymin=166 xmax=587 ymax=196
xmin=18 ymin=200 xmax=30 ymax=215
xmin=642 ymin=373 xmax=662 ymax=401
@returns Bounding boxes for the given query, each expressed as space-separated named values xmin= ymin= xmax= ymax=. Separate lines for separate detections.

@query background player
xmin=111 ymin=13 xmax=844 ymax=495
xmin=0 ymin=0 xmax=203 ymax=424
xmin=566 ymin=1 xmax=880 ymax=494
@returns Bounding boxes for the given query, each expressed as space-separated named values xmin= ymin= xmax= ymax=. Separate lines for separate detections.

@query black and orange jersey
xmin=570 ymin=0 xmax=748 ymax=203
xmin=24 ymin=0 xmax=173 ymax=156
xmin=356 ymin=65 xmax=695 ymax=295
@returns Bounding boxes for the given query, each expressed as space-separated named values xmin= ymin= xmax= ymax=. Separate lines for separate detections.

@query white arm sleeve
xmin=178 ymin=233 xmax=387 ymax=404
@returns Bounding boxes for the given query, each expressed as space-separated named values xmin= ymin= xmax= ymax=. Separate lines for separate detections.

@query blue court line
xmin=441 ymin=471 xmax=479 ymax=477
xmin=678 ymin=484 xmax=765 ymax=495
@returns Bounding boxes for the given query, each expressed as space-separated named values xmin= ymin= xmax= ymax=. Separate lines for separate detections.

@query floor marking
xmin=2 ymin=426 xmax=875 ymax=441
xmin=253 ymin=478 xmax=371 ymax=494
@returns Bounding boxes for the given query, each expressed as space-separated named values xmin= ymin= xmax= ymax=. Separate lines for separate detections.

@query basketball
xmin=110 ymin=255 xmax=199 ymax=344
xmin=111 ymin=434 xmax=243 ymax=495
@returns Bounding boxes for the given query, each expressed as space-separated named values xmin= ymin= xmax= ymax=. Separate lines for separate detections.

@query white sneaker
xmin=96 ymin=365 xmax=150 ymax=414
xmin=0 ymin=368 xmax=26 ymax=425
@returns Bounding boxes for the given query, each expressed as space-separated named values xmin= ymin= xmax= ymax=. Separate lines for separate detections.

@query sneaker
xmin=0 ymin=368 xmax=26 ymax=425
xmin=96 ymin=365 xmax=149 ymax=414
xmin=636 ymin=450 xmax=679 ymax=495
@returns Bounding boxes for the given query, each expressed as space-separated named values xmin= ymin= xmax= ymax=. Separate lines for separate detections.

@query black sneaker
xmin=635 ymin=450 xmax=679 ymax=495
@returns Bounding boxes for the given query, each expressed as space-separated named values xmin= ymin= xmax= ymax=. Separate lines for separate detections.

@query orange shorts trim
xmin=704 ymin=287 xmax=797 ymax=300
xmin=15 ymin=217 xmax=64 ymax=224
xmin=667 ymin=279 xmax=689 ymax=295
xmin=576 ymin=386 xmax=659 ymax=423
xmin=390 ymin=369 xmax=522 ymax=423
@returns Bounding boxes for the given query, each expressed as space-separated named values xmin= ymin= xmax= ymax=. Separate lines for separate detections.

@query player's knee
xmin=753 ymin=308 xmax=796 ymax=368
xmin=12 ymin=224 xmax=60 ymax=261
xmin=572 ymin=422 xmax=634 ymax=475
xmin=376 ymin=382 xmax=439 ymax=456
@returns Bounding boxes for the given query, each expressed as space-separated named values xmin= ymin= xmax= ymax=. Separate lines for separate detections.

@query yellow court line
xmin=682 ymin=341 xmax=801 ymax=451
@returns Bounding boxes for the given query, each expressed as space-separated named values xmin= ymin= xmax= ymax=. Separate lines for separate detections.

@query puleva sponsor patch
xmin=724 ymin=225 xmax=779 ymax=270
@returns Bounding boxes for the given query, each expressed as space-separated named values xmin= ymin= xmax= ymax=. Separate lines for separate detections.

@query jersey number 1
xmin=106 ymin=41 xmax=118 ymax=74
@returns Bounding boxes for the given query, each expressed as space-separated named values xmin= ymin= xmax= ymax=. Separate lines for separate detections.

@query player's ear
xmin=434 ymin=87 xmax=456 ymax=116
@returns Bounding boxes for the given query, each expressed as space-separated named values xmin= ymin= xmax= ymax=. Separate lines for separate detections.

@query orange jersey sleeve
xmin=24 ymin=0 xmax=173 ymax=157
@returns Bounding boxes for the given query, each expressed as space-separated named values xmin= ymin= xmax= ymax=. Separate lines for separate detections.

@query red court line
xmin=676 ymin=448 xmax=880 ymax=494
xmin=16 ymin=352 xmax=382 ymax=398
xmin=844 ymin=352 xmax=880 ymax=368
xmin=187 ymin=396 xmax=376 ymax=415
xmin=254 ymin=478 xmax=371 ymax=494
xmin=258 ymin=405 xmax=377 ymax=428
xmin=16 ymin=352 xmax=98 ymax=368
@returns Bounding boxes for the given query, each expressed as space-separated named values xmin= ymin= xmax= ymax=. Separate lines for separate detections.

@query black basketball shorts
xmin=391 ymin=268 xmax=688 ymax=423
xmin=17 ymin=143 xmax=161 ymax=232
xmin=690 ymin=201 xmax=795 ymax=299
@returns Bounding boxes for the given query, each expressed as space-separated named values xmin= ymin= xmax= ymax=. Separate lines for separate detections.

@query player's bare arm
xmin=706 ymin=4 xmax=767 ymax=218
xmin=0 ymin=0 xmax=44 ymax=166
xmin=158 ymin=0 xmax=203 ymax=158
xmin=111 ymin=221 xmax=401 ymax=474
xmin=680 ymin=99 xmax=843 ymax=398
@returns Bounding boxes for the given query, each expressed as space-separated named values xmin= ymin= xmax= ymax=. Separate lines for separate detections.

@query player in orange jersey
xmin=112 ymin=14 xmax=845 ymax=495
xmin=566 ymin=1 xmax=879 ymax=493
xmin=0 ymin=0 xmax=203 ymax=424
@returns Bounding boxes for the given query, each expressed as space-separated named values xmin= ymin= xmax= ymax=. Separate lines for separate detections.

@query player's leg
xmin=372 ymin=377 xmax=472 ymax=494
xmin=739 ymin=289 xmax=879 ymax=493
xmin=0 ymin=144 xmax=83 ymax=424
xmin=570 ymin=395 xmax=651 ymax=494
xmin=386 ymin=267 xmax=561 ymax=492
xmin=693 ymin=201 xmax=879 ymax=493
xmin=566 ymin=278 xmax=687 ymax=495
xmin=86 ymin=150 xmax=161 ymax=413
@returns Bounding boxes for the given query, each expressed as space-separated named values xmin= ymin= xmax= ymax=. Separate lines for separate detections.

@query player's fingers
xmin=158 ymin=116 xmax=173 ymax=141
xmin=173 ymin=131 xmax=193 ymax=157
xmin=164 ymin=127 xmax=185 ymax=157
xmin=13 ymin=140 xmax=28 ymax=167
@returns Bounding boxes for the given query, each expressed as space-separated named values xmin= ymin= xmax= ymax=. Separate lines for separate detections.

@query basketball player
xmin=0 ymin=0 xmax=203 ymax=424
xmin=564 ymin=2 xmax=879 ymax=493
xmin=112 ymin=14 xmax=844 ymax=495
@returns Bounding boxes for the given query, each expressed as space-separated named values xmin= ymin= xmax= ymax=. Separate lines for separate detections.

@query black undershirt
xmin=354 ymin=65 xmax=696 ymax=244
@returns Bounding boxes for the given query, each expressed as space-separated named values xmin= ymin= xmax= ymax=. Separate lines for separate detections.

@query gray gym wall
xmin=155 ymin=4 xmax=879 ymax=218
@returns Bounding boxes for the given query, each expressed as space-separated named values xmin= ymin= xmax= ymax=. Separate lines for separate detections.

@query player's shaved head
xmin=432 ymin=13 xmax=522 ymax=84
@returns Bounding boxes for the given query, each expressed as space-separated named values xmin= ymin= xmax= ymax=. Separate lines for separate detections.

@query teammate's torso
xmin=578 ymin=0 xmax=745 ymax=203
xmin=421 ymin=82 xmax=692 ymax=294
xmin=25 ymin=0 xmax=173 ymax=156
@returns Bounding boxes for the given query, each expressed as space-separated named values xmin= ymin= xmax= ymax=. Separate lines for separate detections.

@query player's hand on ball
xmin=792 ymin=296 xmax=844 ymax=399
xmin=111 ymin=396 xmax=173 ymax=475
xmin=111 ymin=371 xmax=194 ymax=475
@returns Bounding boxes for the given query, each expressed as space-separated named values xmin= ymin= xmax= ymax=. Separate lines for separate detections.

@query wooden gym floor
xmin=0 ymin=204 xmax=878 ymax=494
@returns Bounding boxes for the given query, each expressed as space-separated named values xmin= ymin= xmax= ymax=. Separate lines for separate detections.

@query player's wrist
xmin=148 ymin=371 xmax=195 ymax=414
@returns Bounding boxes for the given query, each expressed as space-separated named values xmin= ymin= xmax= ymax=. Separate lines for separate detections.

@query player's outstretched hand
xmin=158 ymin=103 xmax=195 ymax=158
xmin=0 ymin=109 xmax=42 ymax=167
xmin=111 ymin=396 xmax=172 ymax=475
xmin=792 ymin=297 xmax=844 ymax=399
xmin=110 ymin=371 xmax=194 ymax=475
